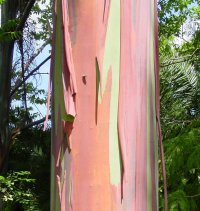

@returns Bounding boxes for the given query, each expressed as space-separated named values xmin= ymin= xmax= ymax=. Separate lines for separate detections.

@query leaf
xmin=0 ymin=19 xmax=22 ymax=41
xmin=63 ymin=113 xmax=75 ymax=122
xmin=168 ymin=190 xmax=189 ymax=211
xmin=0 ymin=0 xmax=5 ymax=5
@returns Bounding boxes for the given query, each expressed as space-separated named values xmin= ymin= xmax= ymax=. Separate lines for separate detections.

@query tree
xmin=159 ymin=57 xmax=200 ymax=210
xmin=0 ymin=0 xmax=52 ymax=209
xmin=0 ymin=0 xmax=36 ymax=173
xmin=50 ymin=0 xmax=165 ymax=210
xmin=157 ymin=1 xmax=200 ymax=209
xmin=157 ymin=1 xmax=200 ymax=207
xmin=0 ymin=0 xmax=52 ymax=173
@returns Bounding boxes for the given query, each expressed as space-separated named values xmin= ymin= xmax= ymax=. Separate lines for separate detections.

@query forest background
xmin=0 ymin=0 xmax=199 ymax=210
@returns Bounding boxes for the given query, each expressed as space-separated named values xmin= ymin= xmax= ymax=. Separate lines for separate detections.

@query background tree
xmin=0 ymin=0 xmax=52 ymax=210
xmin=158 ymin=1 xmax=200 ymax=210
xmin=0 ymin=0 xmax=52 ymax=172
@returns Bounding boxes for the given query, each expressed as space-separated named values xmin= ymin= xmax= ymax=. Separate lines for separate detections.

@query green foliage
xmin=8 ymin=129 xmax=51 ymax=211
xmin=0 ymin=20 xmax=22 ymax=41
xmin=159 ymin=122 xmax=200 ymax=210
xmin=160 ymin=59 xmax=198 ymax=139
xmin=0 ymin=0 xmax=52 ymax=210
xmin=13 ymin=81 xmax=46 ymax=105
xmin=168 ymin=190 xmax=190 ymax=211
xmin=158 ymin=1 xmax=200 ymax=210
xmin=31 ymin=0 xmax=53 ymax=41
xmin=0 ymin=171 xmax=40 ymax=211
xmin=158 ymin=0 xmax=199 ymax=38
xmin=159 ymin=35 xmax=176 ymax=57
xmin=0 ymin=0 xmax=5 ymax=5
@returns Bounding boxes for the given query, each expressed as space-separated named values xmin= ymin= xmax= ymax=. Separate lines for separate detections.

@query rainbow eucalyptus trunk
xmin=51 ymin=0 xmax=162 ymax=210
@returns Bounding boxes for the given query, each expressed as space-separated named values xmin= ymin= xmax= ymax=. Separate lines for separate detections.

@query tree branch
xmin=18 ymin=38 xmax=29 ymax=115
xmin=32 ymin=72 xmax=49 ymax=75
xmin=16 ymin=0 xmax=36 ymax=31
xmin=161 ymin=117 xmax=192 ymax=124
xmin=185 ymin=193 xmax=200 ymax=198
xmin=160 ymin=48 xmax=200 ymax=67
xmin=0 ymin=114 xmax=51 ymax=172
xmin=10 ymin=55 xmax=51 ymax=98
xmin=22 ymin=115 xmax=51 ymax=129
xmin=24 ymin=39 xmax=51 ymax=72
xmin=160 ymin=57 xmax=199 ymax=68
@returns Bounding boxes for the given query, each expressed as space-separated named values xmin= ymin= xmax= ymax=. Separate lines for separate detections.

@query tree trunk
xmin=0 ymin=0 xmax=18 ymax=173
xmin=51 ymin=0 xmax=162 ymax=210
xmin=0 ymin=0 xmax=36 ymax=173
xmin=0 ymin=3 xmax=18 ymax=211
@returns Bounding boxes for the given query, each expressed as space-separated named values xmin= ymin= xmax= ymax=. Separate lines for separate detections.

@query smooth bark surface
xmin=51 ymin=0 xmax=162 ymax=210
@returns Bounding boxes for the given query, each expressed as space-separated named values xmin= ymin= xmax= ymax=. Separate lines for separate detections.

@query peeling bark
xmin=51 ymin=0 xmax=165 ymax=210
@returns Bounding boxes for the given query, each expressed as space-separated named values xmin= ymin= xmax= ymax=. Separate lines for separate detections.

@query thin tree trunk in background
xmin=0 ymin=2 xmax=18 ymax=210
xmin=51 ymin=0 xmax=162 ymax=210
xmin=0 ymin=0 xmax=36 ymax=173
xmin=0 ymin=0 xmax=18 ymax=173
